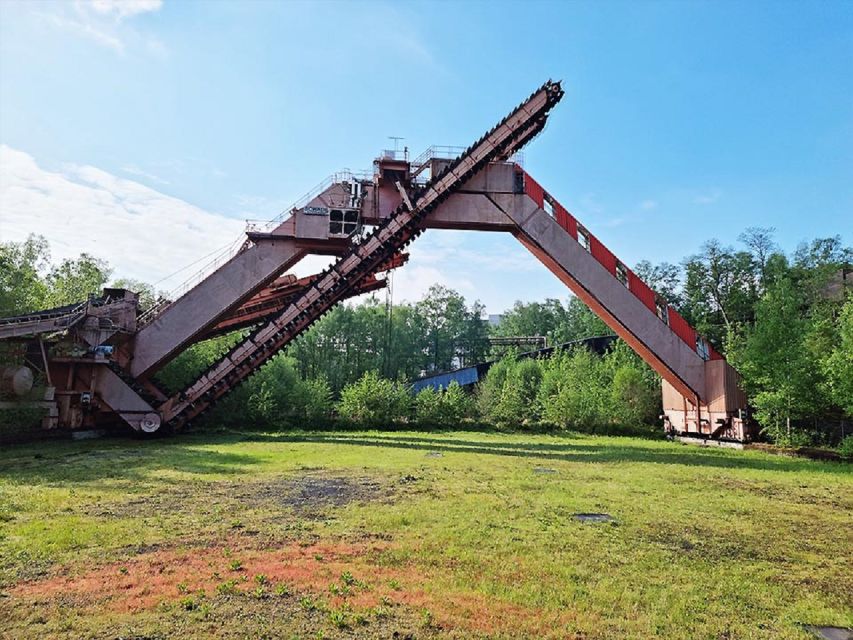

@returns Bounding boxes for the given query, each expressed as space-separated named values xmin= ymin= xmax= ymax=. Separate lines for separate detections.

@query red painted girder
xmin=198 ymin=252 xmax=407 ymax=341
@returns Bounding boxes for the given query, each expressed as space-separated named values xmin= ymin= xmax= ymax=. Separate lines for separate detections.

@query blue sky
xmin=1 ymin=0 xmax=851 ymax=312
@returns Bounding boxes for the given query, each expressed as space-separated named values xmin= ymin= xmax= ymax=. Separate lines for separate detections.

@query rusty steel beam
xmin=198 ymin=253 xmax=408 ymax=341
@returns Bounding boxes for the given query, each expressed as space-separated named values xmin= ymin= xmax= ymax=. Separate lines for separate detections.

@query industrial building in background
xmin=0 ymin=81 xmax=755 ymax=442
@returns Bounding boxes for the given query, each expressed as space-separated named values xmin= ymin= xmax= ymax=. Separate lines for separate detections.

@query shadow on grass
xmin=0 ymin=428 xmax=846 ymax=486
xmin=0 ymin=431 xmax=262 ymax=485
xmin=244 ymin=431 xmax=849 ymax=475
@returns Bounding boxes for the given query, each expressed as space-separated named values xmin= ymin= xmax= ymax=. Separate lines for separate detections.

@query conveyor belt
xmin=0 ymin=301 xmax=88 ymax=339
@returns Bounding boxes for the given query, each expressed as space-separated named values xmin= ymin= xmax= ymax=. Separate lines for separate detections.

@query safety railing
xmin=136 ymin=234 xmax=247 ymax=327
xmin=410 ymin=145 xmax=523 ymax=180
xmin=250 ymin=169 xmax=374 ymax=234
xmin=380 ymin=149 xmax=408 ymax=161
xmin=409 ymin=145 xmax=465 ymax=169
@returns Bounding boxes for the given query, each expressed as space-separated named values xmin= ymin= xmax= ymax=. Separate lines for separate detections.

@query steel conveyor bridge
xmin=0 ymin=80 xmax=752 ymax=441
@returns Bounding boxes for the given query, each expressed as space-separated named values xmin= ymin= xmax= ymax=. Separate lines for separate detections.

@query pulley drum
xmin=139 ymin=412 xmax=161 ymax=433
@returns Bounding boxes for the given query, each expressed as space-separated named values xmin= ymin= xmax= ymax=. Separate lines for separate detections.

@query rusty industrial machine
xmin=0 ymin=81 xmax=755 ymax=442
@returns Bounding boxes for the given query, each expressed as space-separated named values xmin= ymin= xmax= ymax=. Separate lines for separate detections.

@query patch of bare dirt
xmin=230 ymin=475 xmax=390 ymax=516
xmin=7 ymin=538 xmax=581 ymax=639
xmin=641 ymin=522 xmax=763 ymax=561
xmin=82 ymin=472 xmax=398 ymax=522
xmin=5 ymin=579 xmax=441 ymax=640
xmin=711 ymin=477 xmax=850 ymax=509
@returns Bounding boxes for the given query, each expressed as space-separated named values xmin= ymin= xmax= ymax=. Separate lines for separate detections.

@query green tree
xmin=793 ymin=235 xmax=852 ymax=272
xmin=476 ymin=354 xmax=512 ymax=420
xmin=414 ymin=381 xmax=471 ymax=427
xmin=477 ymin=355 xmax=542 ymax=427
xmin=416 ymin=284 xmax=488 ymax=372
xmin=111 ymin=277 xmax=158 ymax=312
xmin=242 ymin=355 xmax=332 ymax=428
xmin=610 ymin=366 xmax=659 ymax=427
xmin=634 ymin=260 xmax=684 ymax=309
xmin=682 ymin=239 xmax=759 ymax=347
xmin=289 ymin=298 xmax=387 ymax=392
xmin=45 ymin=253 xmax=112 ymax=307
xmin=0 ymin=234 xmax=50 ymax=315
xmin=537 ymin=348 xmax=610 ymax=429
xmin=290 ymin=286 xmax=487 ymax=392
xmin=155 ymin=332 xmax=245 ymax=393
xmin=337 ymin=371 xmax=411 ymax=426
xmin=492 ymin=298 xmax=569 ymax=344
xmin=730 ymin=278 xmax=824 ymax=444
xmin=492 ymin=297 xmax=610 ymax=347
xmin=558 ymin=297 xmax=610 ymax=342
xmin=820 ymin=295 xmax=853 ymax=418
xmin=791 ymin=236 xmax=853 ymax=305
xmin=738 ymin=227 xmax=778 ymax=293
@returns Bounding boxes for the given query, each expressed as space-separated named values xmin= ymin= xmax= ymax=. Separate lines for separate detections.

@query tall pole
xmin=384 ymin=271 xmax=393 ymax=378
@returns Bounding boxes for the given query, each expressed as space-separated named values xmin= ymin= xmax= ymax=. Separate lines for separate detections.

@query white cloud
xmin=41 ymin=10 xmax=125 ymax=53
xmin=403 ymin=229 xmax=539 ymax=275
xmin=640 ymin=199 xmax=658 ymax=210
xmin=394 ymin=264 xmax=475 ymax=302
xmin=693 ymin=190 xmax=721 ymax=205
xmin=86 ymin=0 xmax=163 ymax=20
xmin=599 ymin=216 xmax=626 ymax=228
xmin=36 ymin=0 xmax=165 ymax=55
xmin=0 ymin=147 xmax=476 ymax=307
xmin=120 ymin=165 xmax=169 ymax=185
xmin=233 ymin=193 xmax=292 ymax=221
xmin=0 ymin=146 xmax=244 ymax=292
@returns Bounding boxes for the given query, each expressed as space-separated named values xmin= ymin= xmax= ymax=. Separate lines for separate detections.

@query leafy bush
xmin=296 ymin=377 xmax=334 ymax=424
xmin=538 ymin=348 xmax=609 ymax=429
xmin=0 ymin=405 xmax=46 ymax=436
xmin=477 ymin=342 xmax=660 ymax=433
xmin=838 ymin=435 xmax=853 ymax=460
xmin=442 ymin=381 xmax=472 ymax=424
xmin=820 ymin=295 xmax=853 ymax=418
xmin=337 ymin=371 xmax=411 ymax=426
xmin=203 ymin=354 xmax=331 ymax=429
xmin=475 ymin=355 xmax=511 ymax=420
xmin=611 ymin=365 xmax=659 ymax=427
xmin=477 ymin=355 xmax=542 ymax=427
xmin=605 ymin=341 xmax=660 ymax=427
xmin=414 ymin=387 xmax=442 ymax=425
xmin=415 ymin=381 xmax=471 ymax=427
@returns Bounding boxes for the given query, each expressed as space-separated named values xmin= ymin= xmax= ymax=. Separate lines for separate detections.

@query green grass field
xmin=0 ymin=429 xmax=850 ymax=639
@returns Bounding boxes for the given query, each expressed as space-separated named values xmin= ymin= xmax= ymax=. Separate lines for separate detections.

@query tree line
xmin=1 ymin=229 xmax=851 ymax=449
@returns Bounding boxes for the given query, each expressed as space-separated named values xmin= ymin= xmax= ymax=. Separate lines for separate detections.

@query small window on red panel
xmin=616 ymin=262 xmax=629 ymax=287
xmin=655 ymin=297 xmax=669 ymax=324
xmin=577 ymin=226 xmax=591 ymax=252
xmin=696 ymin=336 xmax=711 ymax=361
xmin=543 ymin=195 xmax=555 ymax=217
